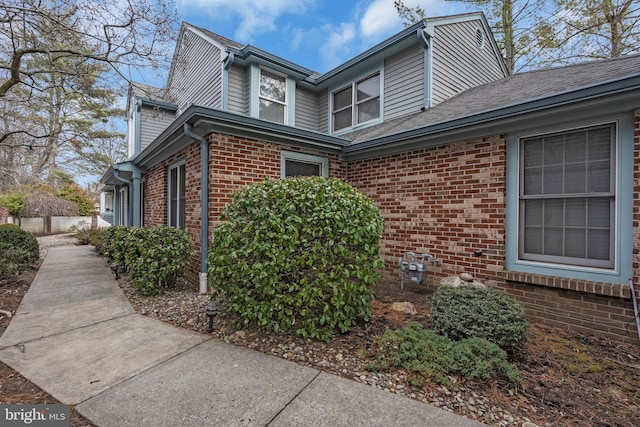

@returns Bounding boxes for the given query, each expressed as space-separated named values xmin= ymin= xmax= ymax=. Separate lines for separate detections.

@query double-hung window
xmin=168 ymin=162 xmax=186 ymax=229
xmin=518 ymin=124 xmax=615 ymax=269
xmin=259 ymin=69 xmax=287 ymax=124
xmin=332 ymin=73 xmax=380 ymax=132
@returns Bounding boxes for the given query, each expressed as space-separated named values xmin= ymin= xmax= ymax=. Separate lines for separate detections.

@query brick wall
xmin=346 ymin=130 xmax=640 ymax=345
xmin=346 ymin=135 xmax=506 ymax=285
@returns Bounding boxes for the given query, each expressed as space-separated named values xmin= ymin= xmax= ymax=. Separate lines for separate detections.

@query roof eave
xmin=134 ymin=106 xmax=349 ymax=169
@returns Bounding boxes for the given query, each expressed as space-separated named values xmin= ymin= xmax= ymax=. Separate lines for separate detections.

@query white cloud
xmin=319 ymin=23 xmax=357 ymax=70
xmin=358 ymin=0 xmax=447 ymax=39
xmin=179 ymin=0 xmax=312 ymax=42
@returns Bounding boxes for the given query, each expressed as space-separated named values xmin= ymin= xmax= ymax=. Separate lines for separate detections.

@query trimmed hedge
xmin=208 ymin=177 xmax=384 ymax=342
xmin=431 ymin=285 xmax=529 ymax=350
xmin=103 ymin=226 xmax=195 ymax=295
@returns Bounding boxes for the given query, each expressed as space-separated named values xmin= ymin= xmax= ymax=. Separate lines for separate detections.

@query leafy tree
xmin=57 ymin=182 xmax=95 ymax=216
xmin=0 ymin=192 xmax=25 ymax=216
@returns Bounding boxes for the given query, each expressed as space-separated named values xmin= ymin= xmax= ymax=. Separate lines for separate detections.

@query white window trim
xmin=249 ymin=65 xmax=296 ymax=126
xmin=167 ymin=160 xmax=186 ymax=229
xmin=281 ymin=151 xmax=328 ymax=178
xmin=330 ymin=70 xmax=383 ymax=134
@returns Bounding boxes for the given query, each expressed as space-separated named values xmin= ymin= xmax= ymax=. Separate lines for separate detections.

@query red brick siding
xmin=346 ymin=135 xmax=506 ymax=286
xmin=345 ymin=128 xmax=640 ymax=345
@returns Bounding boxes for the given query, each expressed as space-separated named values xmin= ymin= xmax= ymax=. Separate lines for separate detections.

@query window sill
xmin=504 ymin=271 xmax=631 ymax=299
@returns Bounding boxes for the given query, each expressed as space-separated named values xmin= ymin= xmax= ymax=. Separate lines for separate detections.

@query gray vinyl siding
xmin=431 ymin=20 xmax=505 ymax=106
xmin=167 ymin=30 xmax=223 ymax=110
xmin=228 ymin=64 xmax=248 ymax=115
xmin=139 ymin=105 xmax=175 ymax=152
xmin=295 ymin=87 xmax=318 ymax=131
xmin=384 ymin=42 xmax=424 ymax=120
xmin=317 ymin=90 xmax=328 ymax=133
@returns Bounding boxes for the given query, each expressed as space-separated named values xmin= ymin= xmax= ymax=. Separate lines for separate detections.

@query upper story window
xmin=259 ymin=69 xmax=287 ymax=124
xmin=332 ymin=73 xmax=380 ymax=132
xmin=518 ymin=124 xmax=615 ymax=269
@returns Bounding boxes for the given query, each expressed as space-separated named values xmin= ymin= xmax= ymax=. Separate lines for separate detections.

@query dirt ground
xmin=1 ymin=260 xmax=640 ymax=426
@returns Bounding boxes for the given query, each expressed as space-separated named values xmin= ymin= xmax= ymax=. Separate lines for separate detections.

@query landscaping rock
xmin=390 ymin=301 xmax=418 ymax=315
xmin=439 ymin=273 xmax=486 ymax=288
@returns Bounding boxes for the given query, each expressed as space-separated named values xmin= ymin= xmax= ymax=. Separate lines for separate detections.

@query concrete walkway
xmin=0 ymin=245 xmax=485 ymax=426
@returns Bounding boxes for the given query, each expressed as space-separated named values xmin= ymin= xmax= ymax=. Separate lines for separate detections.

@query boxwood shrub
xmin=103 ymin=226 xmax=194 ymax=295
xmin=431 ymin=285 xmax=529 ymax=350
xmin=207 ymin=177 xmax=384 ymax=342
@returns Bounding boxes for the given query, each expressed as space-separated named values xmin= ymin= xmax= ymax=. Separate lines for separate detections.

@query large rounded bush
xmin=208 ymin=177 xmax=384 ymax=341
xmin=431 ymin=285 xmax=529 ymax=350
xmin=0 ymin=224 xmax=39 ymax=280
xmin=0 ymin=224 xmax=39 ymax=263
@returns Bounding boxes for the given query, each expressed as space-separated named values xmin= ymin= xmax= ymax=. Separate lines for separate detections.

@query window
xmin=259 ymin=69 xmax=287 ymax=124
xmin=168 ymin=162 xmax=186 ymax=229
xmin=119 ymin=187 xmax=127 ymax=226
xmin=281 ymin=151 xmax=328 ymax=178
xmin=518 ymin=124 xmax=615 ymax=269
xmin=332 ymin=73 xmax=380 ymax=132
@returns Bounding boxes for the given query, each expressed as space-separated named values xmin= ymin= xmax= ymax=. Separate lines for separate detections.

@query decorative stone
xmin=390 ymin=301 xmax=418 ymax=314
xmin=439 ymin=274 xmax=486 ymax=288
xmin=459 ymin=272 xmax=474 ymax=282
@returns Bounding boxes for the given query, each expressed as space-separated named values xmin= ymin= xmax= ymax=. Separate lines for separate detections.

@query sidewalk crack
xmin=265 ymin=370 xmax=321 ymax=426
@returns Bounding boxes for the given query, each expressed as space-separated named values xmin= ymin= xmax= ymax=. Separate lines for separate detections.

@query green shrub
xmin=88 ymin=229 xmax=107 ymax=254
xmin=0 ymin=192 xmax=26 ymax=216
xmin=128 ymin=227 xmax=194 ymax=295
xmin=103 ymin=226 xmax=194 ymax=295
xmin=0 ymin=224 xmax=39 ymax=263
xmin=431 ymin=285 xmax=529 ymax=350
xmin=103 ymin=226 xmax=130 ymax=269
xmin=367 ymin=322 xmax=521 ymax=385
xmin=208 ymin=177 xmax=384 ymax=342
xmin=0 ymin=224 xmax=39 ymax=280
xmin=0 ymin=243 xmax=32 ymax=279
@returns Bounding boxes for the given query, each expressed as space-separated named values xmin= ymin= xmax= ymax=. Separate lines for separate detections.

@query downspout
xmin=184 ymin=123 xmax=209 ymax=294
xmin=222 ymin=52 xmax=235 ymax=111
xmin=417 ymin=28 xmax=432 ymax=110
xmin=113 ymin=168 xmax=133 ymax=226
xmin=629 ymin=278 xmax=640 ymax=341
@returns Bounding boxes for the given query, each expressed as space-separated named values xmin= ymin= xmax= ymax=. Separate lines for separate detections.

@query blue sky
xmin=176 ymin=0 xmax=472 ymax=73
